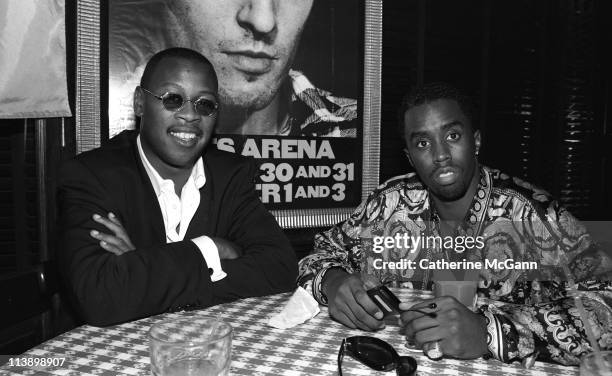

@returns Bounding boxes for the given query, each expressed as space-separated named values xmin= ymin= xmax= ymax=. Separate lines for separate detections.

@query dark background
xmin=294 ymin=0 xmax=363 ymax=101
xmin=1 ymin=0 xmax=611 ymax=355
xmin=380 ymin=0 xmax=612 ymax=221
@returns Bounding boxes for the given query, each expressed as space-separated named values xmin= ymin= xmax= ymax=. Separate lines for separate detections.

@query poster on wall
xmin=108 ymin=0 xmax=371 ymax=217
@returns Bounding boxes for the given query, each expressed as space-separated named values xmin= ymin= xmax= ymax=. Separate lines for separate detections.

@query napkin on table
xmin=267 ymin=287 xmax=320 ymax=329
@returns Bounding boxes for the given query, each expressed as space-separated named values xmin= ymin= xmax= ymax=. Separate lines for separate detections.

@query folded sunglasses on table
xmin=338 ymin=336 xmax=417 ymax=376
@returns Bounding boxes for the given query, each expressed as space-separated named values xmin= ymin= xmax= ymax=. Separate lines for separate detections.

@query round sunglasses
xmin=141 ymin=87 xmax=219 ymax=117
xmin=338 ymin=336 xmax=417 ymax=376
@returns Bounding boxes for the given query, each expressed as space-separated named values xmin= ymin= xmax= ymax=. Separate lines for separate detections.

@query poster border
xmin=75 ymin=0 xmax=382 ymax=229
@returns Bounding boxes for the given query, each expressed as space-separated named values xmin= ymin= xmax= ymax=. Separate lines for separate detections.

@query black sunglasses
xmin=141 ymin=87 xmax=219 ymax=117
xmin=338 ymin=336 xmax=417 ymax=376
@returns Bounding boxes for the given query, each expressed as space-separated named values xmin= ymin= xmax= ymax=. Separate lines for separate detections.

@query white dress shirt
xmin=137 ymin=136 xmax=226 ymax=281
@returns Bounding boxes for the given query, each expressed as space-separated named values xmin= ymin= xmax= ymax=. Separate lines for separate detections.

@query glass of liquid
xmin=149 ymin=316 xmax=232 ymax=376
xmin=433 ymin=280 xmax=478 ymax=311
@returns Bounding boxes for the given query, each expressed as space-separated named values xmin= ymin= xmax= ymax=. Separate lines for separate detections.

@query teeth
xmin=439 ymin=172 xmax=453 ymax=177
xmin=170 ymin=132 xmax=197 ymax=141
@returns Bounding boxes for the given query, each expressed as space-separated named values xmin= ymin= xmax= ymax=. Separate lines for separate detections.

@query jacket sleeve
xmin=297 ymin=191 xmax=375 ymax=305
xmin=58 ymin=159 xmax=214 ymax=326
xmin=210 ymin=159 xmax=298 ymax=303
xmin=479 ymin=204 xmax=612 ymax=366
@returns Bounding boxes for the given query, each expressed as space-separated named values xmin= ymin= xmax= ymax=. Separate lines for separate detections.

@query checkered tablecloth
xmin=0 ymin=290 xmax=579 ymax=376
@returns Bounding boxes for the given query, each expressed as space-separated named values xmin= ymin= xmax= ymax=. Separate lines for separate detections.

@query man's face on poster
xmin=168 ymin=0 xmax=314 ymax=112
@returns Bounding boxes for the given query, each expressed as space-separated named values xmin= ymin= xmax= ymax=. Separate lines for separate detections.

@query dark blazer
xmin=57 ymin=130 xmax=297 ymax=326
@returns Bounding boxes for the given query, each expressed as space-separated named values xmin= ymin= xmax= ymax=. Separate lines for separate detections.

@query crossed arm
xmin=58 ymin=158 xmax=297 ymax=326
xmin=90 ymin=212 xmax=241 ymax=260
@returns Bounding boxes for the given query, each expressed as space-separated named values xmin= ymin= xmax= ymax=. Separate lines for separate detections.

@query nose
xmin=432 ymin=140 xmax=451 ymax=164
xmin=237 ymin=0 xmax=277 ymax=37
xmin=175 ymin=100 xmax=201 ymax=122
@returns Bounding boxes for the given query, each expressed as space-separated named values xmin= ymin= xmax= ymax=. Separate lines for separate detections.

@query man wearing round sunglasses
xmin=58 ymin=47 xmax=297 ymax=326
xmin=298 ymin=83 xmax=611 ymax=366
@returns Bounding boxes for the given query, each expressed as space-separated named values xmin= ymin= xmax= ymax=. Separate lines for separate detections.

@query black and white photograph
xmin=1 ymin=1 xmax=611 ymax=375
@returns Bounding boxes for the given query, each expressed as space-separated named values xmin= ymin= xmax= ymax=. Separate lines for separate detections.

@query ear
xmin=474 ymin=130 xmax=481 ymax=156
xmin=403 ymin=147 xmax=414 ymax=168
xmin=133 ymin=86 xmax=144 ymax=117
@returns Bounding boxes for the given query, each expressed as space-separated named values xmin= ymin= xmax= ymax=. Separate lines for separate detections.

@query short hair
xmin=139 ymin=47 xmax=216 ymax=88
xmin=397 ymin=82 xmax=478 ymax=139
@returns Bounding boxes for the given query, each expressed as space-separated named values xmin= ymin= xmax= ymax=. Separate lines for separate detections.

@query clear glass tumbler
xmin=433 ymin=280 xmax=478 ymax=311
xmin=149 ymin=316 xmax=233 ymax=376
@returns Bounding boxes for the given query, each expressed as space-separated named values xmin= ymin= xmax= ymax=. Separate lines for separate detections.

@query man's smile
xmin=168 ymin=128 xmax=202 ymax=147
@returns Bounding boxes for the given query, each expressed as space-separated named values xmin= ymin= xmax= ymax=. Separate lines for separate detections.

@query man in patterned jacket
xmin=298 ymin=82 xmax=611 ymax=366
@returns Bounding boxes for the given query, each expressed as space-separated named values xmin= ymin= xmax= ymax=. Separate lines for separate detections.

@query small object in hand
xmin=367 ymin=284 xmax=401 ymax=315
xmin=423 ymin=341 xmax=443 ymax=360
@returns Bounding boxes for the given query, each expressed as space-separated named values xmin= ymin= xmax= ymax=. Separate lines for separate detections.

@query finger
xmin=122 ymin=234 xmax=135 ymax=250
xmin=402 ymin=315 xmax=438 ymax=339
xmin=107 ymin=213 xmax=133 ymax=250
xmin=338 ymin=301 xmax=378 ymax=331
xmin=399 ymin=297 xmax=439 ymax=311
xmin=400 ymin=308 xmax=436 ymax=326
xmin=94 ymin=214 xmax=134 ymax=248
xmin=352 ymin=285 xmax=384 ymax=320
xmin=107 ymin=212 xmax=122 ymax=226
xmin=125 ymin=239 xmax=136 ymax=250
xmin=99 ymin=240 xmax=125 ymax=256
xmin=399 ymin=311 xmax=422 ymax=326
xmin=349 ymin=283 xmax=386 ymax=329
xmin=349 ymin=301 xmax=385 ymax=330
xmin=93 ymin=214 xmax=124 ymax=236
xmin=91 ymin=230 xmax=130 ymax=252
xmin=408 ymin=316 xmax=439 ymax=333
xmin=330 ymin=310 xmax=357 ymax=329
xmin=413 ymin=326 xmax=444 ymax=347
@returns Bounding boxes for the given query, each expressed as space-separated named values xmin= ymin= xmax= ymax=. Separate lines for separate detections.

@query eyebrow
xmin=409 ymin=120 xmax=465 ymax=141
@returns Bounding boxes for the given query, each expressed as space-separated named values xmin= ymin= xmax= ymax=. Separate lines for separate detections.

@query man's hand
xmin=211 ymin=237 xmax=242 ymax=260
xmin=90 ymin=212 xmax=135 ymax=255
xmin=400 ymin=296 xmax=488 ymax=359
xmin=322 ymin=269 xmax=384 ymax=331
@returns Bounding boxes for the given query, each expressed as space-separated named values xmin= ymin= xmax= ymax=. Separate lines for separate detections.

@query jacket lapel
xmin=130 ymin=136 xmax=166 ymax=244
xmin=185 ymin=159 xmax=213 ymax=239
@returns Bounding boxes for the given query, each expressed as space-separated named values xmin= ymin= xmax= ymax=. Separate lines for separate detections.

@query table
xmin=0 ymin=290 xmax=579 ymax=375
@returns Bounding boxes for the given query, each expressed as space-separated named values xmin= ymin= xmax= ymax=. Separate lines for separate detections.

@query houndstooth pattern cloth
xmin=0 ymin=290 xmax=579 ymax=375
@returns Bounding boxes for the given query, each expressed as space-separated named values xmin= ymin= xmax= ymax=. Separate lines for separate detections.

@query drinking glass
xmin=580 ymin=351 xmax=612 ymax=376
xmin=433 ymin=280 xmax=478 ymax=311
xmin=149 ymin=316 xmax=232 ymax=376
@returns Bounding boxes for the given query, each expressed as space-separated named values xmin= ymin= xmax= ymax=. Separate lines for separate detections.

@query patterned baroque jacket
xmin=298 ymin=165 xmax=612 ymax=366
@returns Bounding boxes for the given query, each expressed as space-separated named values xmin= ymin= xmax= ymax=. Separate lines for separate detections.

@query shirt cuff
xmin=192 ymin=236 xmax=227 ymax=282
xmin=481 ymin=309 xmax=537 ymax=367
